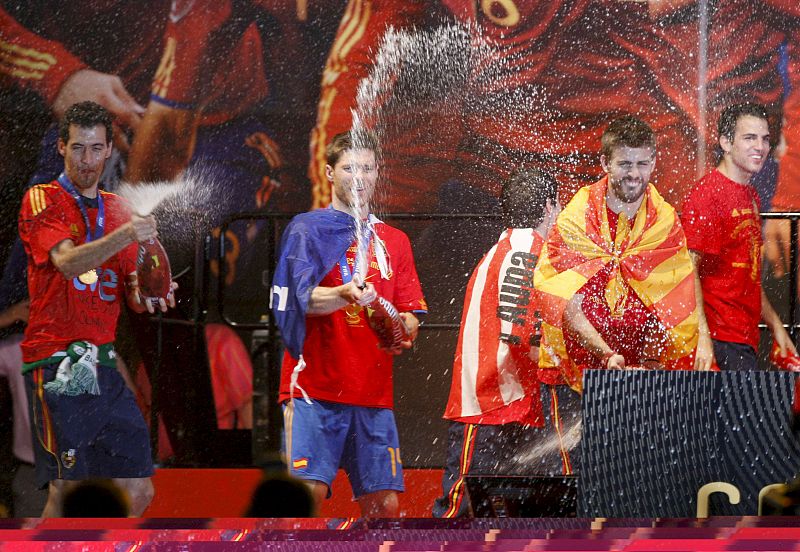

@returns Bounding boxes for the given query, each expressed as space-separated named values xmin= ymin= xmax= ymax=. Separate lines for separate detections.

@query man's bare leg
xmin=358 ymin=490 xmax=399 ymax=518
xmin=114 ymin=477 xmax=154 ymax=516
xmin=41 ymin=479 xmax=80 ymax=517
xmin=305 ymin=480 xmax=328 ymax=516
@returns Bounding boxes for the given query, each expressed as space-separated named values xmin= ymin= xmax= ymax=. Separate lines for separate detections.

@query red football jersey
xmin=681 ymin=170 xmax=763 ymax=350
xmin=18 ymin=182 xmax=137 ymax=362
xmin=0 ymin=3 xmax=166 ymax=106
xmin=279 ymin=221 xmax=426 ymax=409
xmin=564 ymin=265 xmax=661 ymax=369
xmin=310 ymin=0 xmax=782 ymax=210
xmin=771 ymin=26 xmax=800 ymax=211
xmin=150 ymin=0 xmax=269 ymax=126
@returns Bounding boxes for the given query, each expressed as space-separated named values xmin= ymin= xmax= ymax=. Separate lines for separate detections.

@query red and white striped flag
xmin=444 ymin=228 xmax=545 ymax=419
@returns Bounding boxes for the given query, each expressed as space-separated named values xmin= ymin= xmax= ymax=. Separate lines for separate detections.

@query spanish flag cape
xmin=534 ymin=177 xmax=699 ymax=392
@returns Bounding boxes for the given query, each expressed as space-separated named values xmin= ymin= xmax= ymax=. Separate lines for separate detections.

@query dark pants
xmin=713 ymin=339 xmax=758 ymax=371
xmin=432 ymin=385 xmax=581 ymax=518
xmin=11 ymin=462 xmax=47 ymax=517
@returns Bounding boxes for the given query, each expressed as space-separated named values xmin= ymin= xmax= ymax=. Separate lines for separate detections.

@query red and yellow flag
xmin=534 ymin=177 xmax=699 ymax=391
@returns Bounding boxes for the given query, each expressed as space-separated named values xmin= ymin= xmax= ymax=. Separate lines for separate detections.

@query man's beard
xmin=611 ymin=177 xmax=646 ymax=203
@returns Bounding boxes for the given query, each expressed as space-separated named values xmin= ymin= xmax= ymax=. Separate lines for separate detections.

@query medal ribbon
xmin=339 ymin=220 xmax=371 ymax=285
xmin=57 ymin=173 xmax=105 ymax=243
xmin=338 ymin=216 xmax=391 ymax=284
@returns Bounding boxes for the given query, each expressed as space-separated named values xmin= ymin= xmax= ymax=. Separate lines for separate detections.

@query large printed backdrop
xmin=1 ymin=2 xmax=799 ymax=472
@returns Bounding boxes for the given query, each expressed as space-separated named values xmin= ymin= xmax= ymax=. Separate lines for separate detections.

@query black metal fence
xmin=146 ymin=211 xmax=800 ymax=468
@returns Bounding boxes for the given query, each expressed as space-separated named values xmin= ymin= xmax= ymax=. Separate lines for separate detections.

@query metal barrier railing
xmin=150 ymin=210 xmax=800 ymax=465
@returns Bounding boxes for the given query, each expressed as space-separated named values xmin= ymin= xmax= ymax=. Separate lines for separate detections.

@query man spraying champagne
xmin=272 ymin=130 xmax=427 ymax=517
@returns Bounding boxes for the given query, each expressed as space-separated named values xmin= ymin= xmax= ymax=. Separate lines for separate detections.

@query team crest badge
xmin=61 ymin=449 xmax=77 ymax=469
xmin=344 ymin=304 xmax=363 ymax=326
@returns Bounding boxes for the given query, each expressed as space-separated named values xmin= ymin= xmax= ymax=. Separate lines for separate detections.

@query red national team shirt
xmin=150 ymin=0 xmax=269 ymax=126
xmin=18 ymin=182 xmax=138 ymax=362
xmin=681 ymin=169 xmax=763 ymax=350
xmin=0 ymin=3 xmax=166 ymax=106
xmin=310 ymin=0 xmax=782 ymax=210
xmin=308 ymin=0 xmax=446 ymax=208
xmin=205 ymin=323 xmax=253 ymax=429
xmin=564 ymin=208 xmax=662 ymax=369
xmin=444 ymin=228 xmax=545 ymax=426
xmin=278 ymin=221 xmax=426 ymax=409
xmin=770 ymin=24 xmax=800 ymax=211
xmin=565 ymin=266 xmax=659 ymax=369
xmin=454 ymin=0 xmax=782 ymax=204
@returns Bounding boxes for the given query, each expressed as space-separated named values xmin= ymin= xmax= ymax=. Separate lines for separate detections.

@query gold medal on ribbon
xmin=78 ymin=269 xmax=98 ymax=285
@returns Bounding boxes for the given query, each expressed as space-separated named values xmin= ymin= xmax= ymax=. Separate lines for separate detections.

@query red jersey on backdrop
xmin=444 ymin=228 xmax=545 ymax=426
xmin=681 ymin=169 xmax=763 ymax=350
xmin=457 ymin=0 xmax=782 ymax=202
xmin=0 ymin=3 xmax=166 ymax=105
xmin=150 ymin=0 xmax=269 ymax=126
xmin=18 ymin=182 xmax=137 ymax=362
xmin=769 ymin=12 xmax=800 ymax=211
xmin=771 ymin=63 xmax=800 ymax=210
xmin=278 ymin=221 xmax=426 ymax=409
xmin=308 ymin=0 xmax=440 ymax=208
xmin=205 ymin=323 xmax=253 ymax=429
xmin=309 ymin=0 xmax=783 ymax=211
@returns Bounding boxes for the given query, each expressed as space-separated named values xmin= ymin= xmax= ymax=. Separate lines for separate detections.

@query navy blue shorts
xmin=713 ymin=339 xmax=758 ymax=371
xmin=25 ymin=362 xmax=153 ymax=488
xmin=282 ymin=399 xmax=404 ymax=498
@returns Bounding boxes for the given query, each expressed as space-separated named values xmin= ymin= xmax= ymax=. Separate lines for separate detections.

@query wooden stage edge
xmin=145 ymin=467 xmax=444 ymax=518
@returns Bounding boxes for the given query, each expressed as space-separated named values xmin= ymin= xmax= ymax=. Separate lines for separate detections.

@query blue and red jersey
xmin=278 ymin=219 xmax=426 ymax=409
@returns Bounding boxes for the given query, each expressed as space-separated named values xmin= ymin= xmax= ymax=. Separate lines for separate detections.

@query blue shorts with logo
xmin=282 ymin=399 xmax=404 ymax=498
xmin=25 ymin=361 xmax=154 ymax=488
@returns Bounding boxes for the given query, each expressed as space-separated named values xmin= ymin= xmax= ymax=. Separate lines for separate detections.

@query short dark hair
xmin=58 ymin=101 xmax=113 ymax=145
xmin=718 ymin=102 xmax=769 ymax=141
xmin=326 ymin=130 xmax=381 ymax=167
xmin=500 ymin=167 xmax=559 ymax=228
xmin=600 ymin=115 xmax=656 ymax=159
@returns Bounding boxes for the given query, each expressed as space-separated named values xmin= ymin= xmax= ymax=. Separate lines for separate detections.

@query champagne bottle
xmin=136 ymin=237 xmax=172 ymax=301
xmin=366 ymin=294 xmax=410 ymax=350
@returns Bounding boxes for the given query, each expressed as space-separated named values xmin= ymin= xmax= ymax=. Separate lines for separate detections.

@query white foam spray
xmin=115 ymin=170 xmax=218 ymax=275
xmin=115 ymin=180 xmax=186 ymax=217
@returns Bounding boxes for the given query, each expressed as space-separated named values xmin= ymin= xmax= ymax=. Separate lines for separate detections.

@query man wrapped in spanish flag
xmin=534 ymin=116 xmax=707 ymax=393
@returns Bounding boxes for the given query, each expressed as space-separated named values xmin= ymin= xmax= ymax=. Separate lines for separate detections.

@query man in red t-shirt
xmin=277 ymin=131 xmax=427 ymax=517
xmin=434 ymin=168 xmax=579 ymax=518
xmin=17 ymin=102 xmax=176 ymax=517
xmin=682 ymin=103 xmax=797 ymax=370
